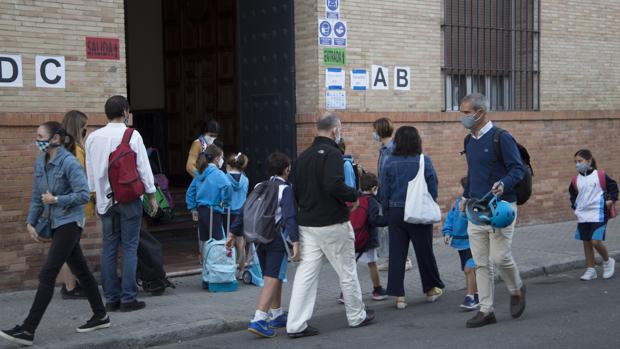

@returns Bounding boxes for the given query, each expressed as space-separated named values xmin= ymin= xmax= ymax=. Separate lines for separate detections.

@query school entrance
xmin=124 ymin=0 xmax=296 ymax=274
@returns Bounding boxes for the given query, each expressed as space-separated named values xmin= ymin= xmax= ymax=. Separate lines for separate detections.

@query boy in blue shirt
xmin=226 ymin=152 xmax=300 ymax=338
xmin=443 ymin=177 xmax=479 ymax=311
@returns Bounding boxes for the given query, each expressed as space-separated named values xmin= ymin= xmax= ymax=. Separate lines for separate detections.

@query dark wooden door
xmin=163 ymin=0 xmax=237 ymax=185
xmin=237 ymin=0 xmax=296 ymax=185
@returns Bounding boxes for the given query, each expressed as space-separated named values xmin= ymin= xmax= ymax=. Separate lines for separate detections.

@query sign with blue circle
xmin=318 ymin=19 xmax=333 ymax=46
xmin=326 ymin=0 xmax=340 ymax=19
xmin=333 ymin=21 xmax=347 ymax=47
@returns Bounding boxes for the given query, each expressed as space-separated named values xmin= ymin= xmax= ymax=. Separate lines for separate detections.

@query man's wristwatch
xmin=54 ymin=196 xmax=59 ymax=204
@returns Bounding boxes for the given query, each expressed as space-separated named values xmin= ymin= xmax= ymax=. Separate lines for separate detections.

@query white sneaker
xmin=603 ymin=258 xmax=616 ymax=279
xmin=405 ymin=257 xmax=413 ymax=271
xmin=580 ymin=267 xmax=597 ymax=281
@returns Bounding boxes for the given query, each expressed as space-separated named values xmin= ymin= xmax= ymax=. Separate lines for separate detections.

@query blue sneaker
xmin=269 ymin=312 xmax=288 ymax=329
xmin=248 ymin=320 xmax=275 ymax=338
xmin=460 ymin=295 xmax=479 ymax=311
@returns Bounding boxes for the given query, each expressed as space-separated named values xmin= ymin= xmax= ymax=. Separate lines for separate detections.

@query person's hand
xmin=225 ymin=233 xmax=236 ymax=250
xmin=192 ymin=210 xmax=199 ymax=222
xmin=148 ymin=194 xmax=159 ymax=217
xmin=26 ymin=224 xmax=50 ymax=243
xmin=41 ymin=191 xmax=57 ymax=205
xmin=349 ymin=200 xmax=360 ymax=211
xmin=458 ymin=198 xmax=468 ymax=212
xmin=491 ymin=181 xmax=505 ymax=196
xmin=443 ymin=236 xmax=451 ymax=245
xmin=606 ymin=200 xmax=614 ymax=210
xmin=291 ymin=242 xmax=301 ymax=262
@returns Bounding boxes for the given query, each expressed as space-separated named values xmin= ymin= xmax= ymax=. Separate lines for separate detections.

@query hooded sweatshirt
xmin=226 ymin=172 xmax=249 ymax=213
xmin=186 ymin=164 xmax=233 ymax=213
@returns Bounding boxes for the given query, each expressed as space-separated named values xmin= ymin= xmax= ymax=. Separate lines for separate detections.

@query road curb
xmin=38 ymin=318 xmax=248 ymax=349
xmin=517 ymin=252 xmax=620 ymax=281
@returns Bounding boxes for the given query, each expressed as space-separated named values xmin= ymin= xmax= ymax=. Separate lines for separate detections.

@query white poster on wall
xmin=350 ymin=69 xmax=369 ymax=90
xmin=35 ymin=55 xmax=65 ymax=88
xmin=318 ymin=19 xmax=333 ymax=46
xmin=325 ymin=0 xmax=340 ymax=19
xmin=325 ymin=67 xmax=345 ymax=90
xmin=371 ymin=65 xmax=389 ymax=90
xmin=0 ymin=54 xmax=23 ymax=88
xmin=394 ymin=66 xmax=411 ymax=91
xmin=326 ymin=90 xmax=346 ymax=110
xmin=332 ymin=21 xmax=347 ymax=47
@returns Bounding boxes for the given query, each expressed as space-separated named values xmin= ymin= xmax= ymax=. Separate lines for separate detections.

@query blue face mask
xmin=36 ymin=140 xmax=51 ymax=152
xmin=576 ymin=163 xmax=590 ymax=174
xmin=372 ymin=132 xmax=381 ymax=142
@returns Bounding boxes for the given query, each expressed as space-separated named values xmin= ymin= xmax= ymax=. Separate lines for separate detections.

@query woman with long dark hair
xmin=0 ymin=122 xmax=108 ymax=346
xmin=380 ymin=126 xmax=445 ymax=310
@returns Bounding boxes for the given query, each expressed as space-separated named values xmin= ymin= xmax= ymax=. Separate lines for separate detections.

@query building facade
xmin=0 ymin=0 xmax=618 ymax=289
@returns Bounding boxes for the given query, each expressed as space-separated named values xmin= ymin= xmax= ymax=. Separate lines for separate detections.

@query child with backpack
xmin=225 ymin=152 xmax=250 ymax=278
xmin=443 ymin=177 xmax=479 ymax=311
xmin=341 ymin=172 xmax=388 ymax=303
xmin=569 ymin=149 xmax=618 ymax=281
xmin=186 ymin=144 xmax=233 ymax=259
xmin=337 ymin=139 xmax=358 ymax=190
xmin=226 ymin=152 xmax=300 ymax=338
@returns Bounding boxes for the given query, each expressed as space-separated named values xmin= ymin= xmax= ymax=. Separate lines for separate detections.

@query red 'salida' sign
xmin=85 ymin=37 xmax=120 ymax=60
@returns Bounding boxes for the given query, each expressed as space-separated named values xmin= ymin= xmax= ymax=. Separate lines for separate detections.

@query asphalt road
xmin=155 ymin=269 xmax=620 ymax=349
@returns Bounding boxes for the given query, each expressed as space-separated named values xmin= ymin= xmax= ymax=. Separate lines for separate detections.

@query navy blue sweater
xmin=463 ymin=126 xmax=525 ymax=203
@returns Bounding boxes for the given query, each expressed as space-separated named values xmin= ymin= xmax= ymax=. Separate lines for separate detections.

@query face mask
xmin=460 ymin=111 xmax=480 ymax=130
xmin=372 ymin=132 xmax=381 ymax=142
xmin=334 ymin=128 xmax=342 ymax=144
xmin=576 ymin=163 xmax=590 ymax=174
xmin=82 ymin=128 xmax=87 ymax=139
xmin=35 ymin=140 xmax=51 ymax=152
xmin=203 ymin=135 xmax=216 ymax=146
xmin=217 ymin=157 xmax=224 ymax=168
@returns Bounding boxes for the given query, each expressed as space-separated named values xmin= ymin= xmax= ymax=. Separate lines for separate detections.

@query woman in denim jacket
xmin=0 ymin=122 xmax=108 ymax=347
xmin=381 ymin=126 xmax=445 ymax=310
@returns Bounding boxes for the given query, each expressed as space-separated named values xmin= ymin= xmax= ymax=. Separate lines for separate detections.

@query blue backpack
xmin=202 ymin=239 xmax=238 ymax=292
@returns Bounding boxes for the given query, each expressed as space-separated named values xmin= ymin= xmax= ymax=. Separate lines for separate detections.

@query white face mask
xmin=217 ymin=157 xmax=224 ymax=168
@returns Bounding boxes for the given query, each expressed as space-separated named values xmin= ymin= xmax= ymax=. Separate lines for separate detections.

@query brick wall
xmin=0 ymin=0 xmax=126 ymax=290
xmin=297 ymin=111 xmax=620 ymax=226
xmin=540 ymin=0 xmax=620 ymax=110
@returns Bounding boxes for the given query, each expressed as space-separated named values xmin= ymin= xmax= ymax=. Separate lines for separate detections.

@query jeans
xmin=23 ymin=223 xmax=106 ymax=333
xmin=100 ymin=199 xmax=142 ymax=304
xmin=387 ymin=208 xmax=445 ymax=296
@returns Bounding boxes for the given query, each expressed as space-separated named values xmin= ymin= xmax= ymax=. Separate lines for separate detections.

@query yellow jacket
xmin=75 ymin=145 xmax=96 ymax=218
xmin=186 ymin=140 xmax=202 ymax=177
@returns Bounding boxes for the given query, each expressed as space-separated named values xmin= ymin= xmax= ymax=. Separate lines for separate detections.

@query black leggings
xmin=22 ymin=223 xmax=106 ymax=333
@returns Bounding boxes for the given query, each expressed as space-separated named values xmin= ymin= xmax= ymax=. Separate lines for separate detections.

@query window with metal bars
xmin=442 ymin=0 xmax=540 ymax=111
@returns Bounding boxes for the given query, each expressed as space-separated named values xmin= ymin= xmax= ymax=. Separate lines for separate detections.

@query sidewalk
xmin=1 ymin=219 xmax=619 ymax=349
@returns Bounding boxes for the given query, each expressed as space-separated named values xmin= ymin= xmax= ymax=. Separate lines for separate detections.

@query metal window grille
xmin=442 ymin=0 xmax=540 ymax=111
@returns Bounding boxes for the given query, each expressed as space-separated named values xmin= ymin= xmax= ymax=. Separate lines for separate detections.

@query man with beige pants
xmin=459 ymin=93 xmax=527 ymax=328
xmin=287 ymin=114 xmax=375 ymax=338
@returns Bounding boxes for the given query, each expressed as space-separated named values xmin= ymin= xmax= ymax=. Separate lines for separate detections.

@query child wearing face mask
xmin=186 ymin=144 xmax=233 ymax=261
xmin=569 ymin=149 xmax=618 ymax=281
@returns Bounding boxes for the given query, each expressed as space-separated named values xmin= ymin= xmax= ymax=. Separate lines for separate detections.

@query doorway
xmin=125 ymin=0 xmax=296 ymax=274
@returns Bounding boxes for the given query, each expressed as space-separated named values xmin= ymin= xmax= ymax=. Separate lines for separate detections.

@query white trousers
xmin=286 ymin=222 xmax=367 ymax=333
xmin=468 ymin=204 xmax=523 ymax=313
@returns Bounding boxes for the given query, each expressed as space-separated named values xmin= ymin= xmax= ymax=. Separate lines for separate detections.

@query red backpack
xmin=571 ymin=170 xmax=617 ymax=219
xmin=108 ymin=128 xmax=145 ymax=203
xmin=349 ymin=194 xmax=370 ymax=253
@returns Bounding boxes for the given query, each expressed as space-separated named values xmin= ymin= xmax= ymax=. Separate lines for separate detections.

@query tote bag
xmin=403 ymin=155 xmax=441 ymax=224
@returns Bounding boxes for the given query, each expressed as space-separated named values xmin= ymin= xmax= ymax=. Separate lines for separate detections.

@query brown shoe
xmin=510 ymin=284 xmax=527 ymax=318
xmin=466 ymin=311 xmax=497 ymax=328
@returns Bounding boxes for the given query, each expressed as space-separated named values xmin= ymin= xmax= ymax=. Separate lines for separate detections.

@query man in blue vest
xmin=459 ymin=93 xmax=527 ymax=328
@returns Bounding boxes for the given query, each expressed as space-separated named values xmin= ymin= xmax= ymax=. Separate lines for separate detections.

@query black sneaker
xmin=0 ymin=325 xmax=34 ymax=346
xmin=466 ymin=311 xmax=497 ymax=328
xmin=510 ymin=284 xmax=527 ymax=319
xmin=106 ymin=301 xmax=121 ymax=312
xmin=76 ymin=315 xmax=111 ymax=333
xmin=120 ymin=300 xmax=146 ymax=312
xmin=351 ymin=309 xmax=375 ymax=328
xmin=60 ymin=284 xmax=88 ymax=300
xmin=288 ymin=325 xmax=319 ymax=339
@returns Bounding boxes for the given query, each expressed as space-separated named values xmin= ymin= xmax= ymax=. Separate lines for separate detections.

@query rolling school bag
xmin=201 ymin=207 xmax=238 ymax=292
xmin=136 ymin=229 xmax=175 ymax=296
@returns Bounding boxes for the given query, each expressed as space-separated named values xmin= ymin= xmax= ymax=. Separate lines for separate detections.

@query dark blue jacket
xmin=380 ymin=154 xmax=438 ymax=212
xmin=463 ymin=126 xmax=525 ymax=203
xmin=365 ymin=194 xmax=388 ymax=249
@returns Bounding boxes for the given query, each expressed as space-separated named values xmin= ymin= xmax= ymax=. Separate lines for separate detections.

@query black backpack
xmin=136 ymin=229 xmax=175 ymax=295
xmin=464 ymin=127 xmax=533 ymax=206
xmin=242 ymin=179 xmax=281 ymax=244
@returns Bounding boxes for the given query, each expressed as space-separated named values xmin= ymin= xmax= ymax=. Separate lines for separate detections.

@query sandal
xmin=396 ymin=297 xmax=407 ymax=309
